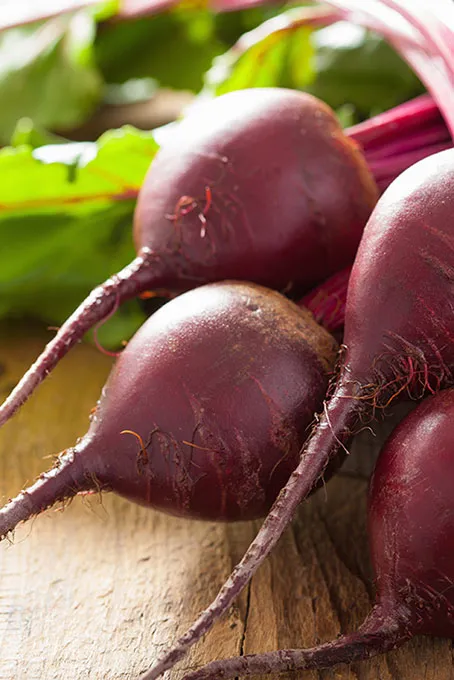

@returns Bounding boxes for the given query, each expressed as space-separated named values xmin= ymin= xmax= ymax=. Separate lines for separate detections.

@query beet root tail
xmin=139 ymin=382 xmax=362 ymax=680
xmin=0 ymin=249 xmax=156 ymax=428
xmin=180 ymin=609 xmax=405 ymax=679
xmin=0 ymin=449 xmax=91 ymax=539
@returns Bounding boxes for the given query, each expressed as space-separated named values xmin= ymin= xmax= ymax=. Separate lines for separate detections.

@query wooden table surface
xmin=0 ymin=321 xmax=453 ymax=680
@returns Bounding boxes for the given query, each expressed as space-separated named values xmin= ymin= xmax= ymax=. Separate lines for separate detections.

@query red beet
xmin=0 ymin=87 xmax=376 ymax=429
xmin=143 ymin=148 xmax=454 ymax=680
xmin=181 ymin=388 xmax=454 ymax=678
xmin=0 ymin=281 xmax=337 ymax=531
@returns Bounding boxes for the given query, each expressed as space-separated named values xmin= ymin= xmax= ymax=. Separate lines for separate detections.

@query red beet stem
xmin=324 ymin=1 xmax=454 ymax=138
xmin=0 ymin=449 xmax=90 ymax=539
xmin=346 ymin=94 xmax=441 ymax=149
xmin=140 ymin=382 xmax=361 ymax=680
xmin=0 ymin=249 xmax=158 ymax=427
xmin=349 ymin=99 xmax=452 ymax=191
xmin=365 ymin=123 xmax=451 ymax=161
xmin=180 ymin=608 xmax=405 ymax=679
xmin=368 ymin=140 xmax=453 ymax=183
xmin=381 ymin=0 xmax=454 ymax=87
xmin=301 ymin=267 xmax=350 ymax=332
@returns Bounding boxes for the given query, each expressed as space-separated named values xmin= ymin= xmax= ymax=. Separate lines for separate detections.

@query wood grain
xmin=0 ymin=321 xmax=453 ymax=680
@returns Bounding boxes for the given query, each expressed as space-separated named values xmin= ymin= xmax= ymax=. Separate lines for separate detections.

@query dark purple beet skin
xmin=177 ymin=389 xmax=454 ymax=679
xmin=134 ymin=88 xmax=377 ymax=292
xmin=0 ymin=87 xmax=376 ymax=430
xmin=143 ymin=148 xmax=454 ymax=680
xmin=0 ymin=281 xmax=338 ymax=530
xmin=368 ymin=389 xmax=454 ymax=640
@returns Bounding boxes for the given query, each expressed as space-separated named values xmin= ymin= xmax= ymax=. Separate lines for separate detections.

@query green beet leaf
xmin=0 ymin=126 xmax=159 ymax=347
xmin=0 ymin=11 xmax=103 ymax=145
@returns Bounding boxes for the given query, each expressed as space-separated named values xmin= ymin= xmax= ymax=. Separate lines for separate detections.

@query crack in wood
xmin=239 ymin=580 xmax=252 ymax=659
xmin=310 ymin=596 xmax=327 ymax=680
xmin=384 ymin=649 xmax=406 ymax=680
xmin=317 ymin=509 xmax=372 ymax=601
xmin=308 ymin=514 xmax=361 ymax=680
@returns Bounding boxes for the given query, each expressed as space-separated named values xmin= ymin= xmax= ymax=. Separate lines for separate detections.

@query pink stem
xmin=323 ymin=0 xmax=454 ymax=138
xmin=364 ymin=124 xmax=450 ymax=160
xmin=346 ymin=94 xmax=452 ymax=190
xmin=380 ymin=0 xmax=454 ymax=88
xmin=300 ymin=267 xmax=350 ymax=333
xmin=346 ymin=94 xmax=441 ymax=148
xmin=368 ymin=140 xmax=453 ymax=180
xmin=0 ymin=1 xmax=99 ymax=32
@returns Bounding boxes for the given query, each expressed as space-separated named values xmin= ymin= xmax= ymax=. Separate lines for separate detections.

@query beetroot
xmin=0 ymin=87 xmax=376 ymax=429
xmin=143 ymin=147 xmax=454 ymax=680
xmin=0 ymin=281 xmax=337 ymax=530
xmin=181 ymin=387 xmax=454 ymax=678
xmin=134 ymin=89 xmax=376 ymax=292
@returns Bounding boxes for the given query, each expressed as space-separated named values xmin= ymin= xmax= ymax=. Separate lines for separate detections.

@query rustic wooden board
xmin=0 ymin=320 xmax=453 ymax=680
